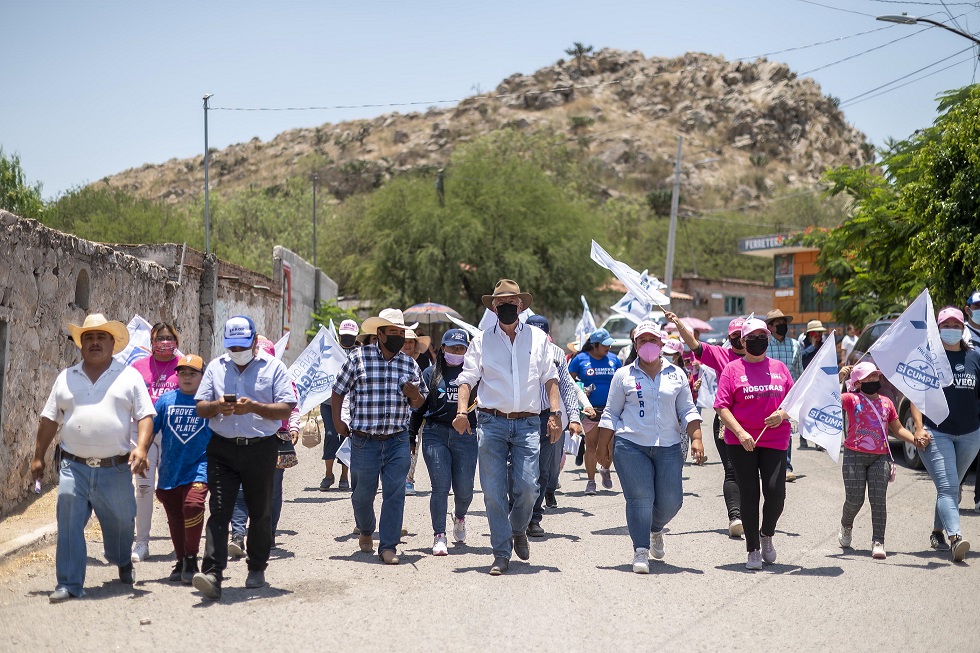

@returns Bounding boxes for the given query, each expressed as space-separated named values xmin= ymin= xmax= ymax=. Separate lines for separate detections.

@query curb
xmin=0 ymin=523 xmax=58 ymax=562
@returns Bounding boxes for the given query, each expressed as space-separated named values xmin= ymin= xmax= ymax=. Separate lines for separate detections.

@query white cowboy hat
xmin=404 ymin=329 xmax=432 ymax=353
xmin=361 ymin=308 xmax=419 ymax=335
xmin=68 ymin=313 xmax=130 ymax=354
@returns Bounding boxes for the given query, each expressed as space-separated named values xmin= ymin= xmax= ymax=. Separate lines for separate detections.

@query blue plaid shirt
xmin=333 ymin=344 xmax=428 ymax=435
xmin=768 ymin=335 xmax=803 ymax=381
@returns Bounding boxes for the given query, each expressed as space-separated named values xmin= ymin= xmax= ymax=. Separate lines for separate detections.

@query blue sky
xmin=3 ymin=0 xmax=978 ymax=199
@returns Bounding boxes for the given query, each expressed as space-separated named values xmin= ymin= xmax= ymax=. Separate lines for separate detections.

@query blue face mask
xmin=972 ymin=309 xmax=980 ymax=323
xmin=940 ymin=328 xmax=963 ymax=345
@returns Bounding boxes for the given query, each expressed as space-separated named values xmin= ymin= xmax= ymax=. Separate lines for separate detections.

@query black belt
xmin=479 ymin=408 xmax=537 ymax=420
xmin=214 ymin=435 xmax=275 ymax=446
xmin=61 ymin=451 xmax=130 ymax=468
xmin=352 ymin=430 xmax=402 ymax=442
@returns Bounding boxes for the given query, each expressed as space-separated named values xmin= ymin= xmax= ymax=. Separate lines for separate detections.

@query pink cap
xmin=634 ymin=320 xmax=665 ymax=341
xmin=728 ymin=317 xmax=746 ymax=336
xmin=662 ymin=339 xmax=684 ymax=355
xmin=937 ymin=306 xmax=965 ymax=326
xmin=664 ymin=322 xmax=678 ymax=333
xmin=740 ymin=318 xmax=770 ymax=337
xmin=847 ymin=361 xmax=879 ymax=391
xmin=256 ymin=336 xmax=276 ymax=357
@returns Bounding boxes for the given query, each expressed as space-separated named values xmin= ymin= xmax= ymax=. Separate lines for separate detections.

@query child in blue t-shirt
xmin=153 ymin=354 xmax=212 ymax=584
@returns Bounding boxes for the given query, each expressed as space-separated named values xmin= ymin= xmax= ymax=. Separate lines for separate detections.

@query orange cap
xmin=175 ymin=354 xmax=204 ymax=372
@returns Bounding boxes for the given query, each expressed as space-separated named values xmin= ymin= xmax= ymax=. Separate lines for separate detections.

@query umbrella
xmin=403 ymin=302 xmax=463 ymax=325
xmin=680 ymin=316 xmax=712 ymax=332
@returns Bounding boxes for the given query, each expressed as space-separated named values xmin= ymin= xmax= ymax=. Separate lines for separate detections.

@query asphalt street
xmin=0 ymin=433 xmax=977 ymax=652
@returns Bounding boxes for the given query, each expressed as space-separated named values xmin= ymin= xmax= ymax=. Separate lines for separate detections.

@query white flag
xmin=590 ymin=240 xmax=670 ymax=307
xmin=868 ymin=288 xmax=952 ymax=424
xmin=610 ymin=291 xmax=651 ymax=323
xmin=273 ymin=332 xmax=290 ymax=360
xmin=478 ymin=306 xmax=534 ymax=331
xmin=446 ymin=313 xmax=482 ymax=338
xmin=115 ymin=315 xmax=154 ymax=366
xmin=576 ymin=295 xmax=598 ymax=348
xmin=328 ymin=319 xmax=338 ymax=342
xmin=287 ymin=326 xmax=348 ymax=414
xmin=780 ymin=332 xmax=843 ymax=462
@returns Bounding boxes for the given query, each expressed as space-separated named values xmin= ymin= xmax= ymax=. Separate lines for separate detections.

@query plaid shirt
xmin=333 ymin=344 xmax=428 ymax=435
xmin=768 ymin=335 xmax=803 ymax=381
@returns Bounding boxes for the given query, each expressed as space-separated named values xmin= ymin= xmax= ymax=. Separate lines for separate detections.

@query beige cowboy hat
xmin=482 ymin=279 xmax=533 ymax=310
xmin=69 ymin=313 xmax=130 ymax=354
xmin=806 ymin=319 xmax=828 ymax=333
xmin=361 ymin=308 xmax=419 ymax=335
xmin=566 ymin=341 xmax=581 ymax=354
xmin=404 ymin=329 xmax=432 ymax=354
xmin=765 ymin=308 xmax=795 ymax=324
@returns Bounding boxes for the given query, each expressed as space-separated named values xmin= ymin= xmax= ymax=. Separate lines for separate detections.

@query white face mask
xmin=228 ymin=349 xmax=255 ymax=366
xmin=940 ymin=328 xmax=963 ymax=345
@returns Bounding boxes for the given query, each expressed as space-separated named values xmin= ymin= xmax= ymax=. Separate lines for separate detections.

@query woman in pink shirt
xmin=837 ymin=362 xmax=922 ymax=560
xmin=129 ymin=322 xmax=181 ymax=563
xmin=713 ymin=318 xmax=793 ymax=570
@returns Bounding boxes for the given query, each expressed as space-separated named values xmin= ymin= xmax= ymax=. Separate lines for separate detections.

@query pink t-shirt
xmin=841 ymin=392 xmax=897 ymax=455
xmin=696 ymin=342 xmax=741 ymax=377
xmin=714 ymin=357 xmax=794 ymax=450
xmin=131 ymin=356 xmax=180 ymax=403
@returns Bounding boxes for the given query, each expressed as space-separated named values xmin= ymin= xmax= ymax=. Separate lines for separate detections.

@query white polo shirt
xmin=42 ymin=360 xmax=156 ymax=459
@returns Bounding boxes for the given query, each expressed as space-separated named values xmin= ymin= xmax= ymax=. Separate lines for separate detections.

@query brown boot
xmin=358 ymin=533 xmax=374 ymax=553
xmin=380 ymin=549 xmax=400 ymax=565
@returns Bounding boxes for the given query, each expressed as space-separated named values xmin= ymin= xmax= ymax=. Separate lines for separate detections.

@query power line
xmin=839 ymin=45 xmax=974 ymax=105
xmin=735 ymin=25 xmax=897 ymax=61
xmin=799 ymin=26 xmax=933 ymax=75
xmin=793 ymin=0 xmax=879 ymax=18
xmin=840 ymin=54 xmax=975 ymax=107
xmin=864 ymin=0 xmax=976 ymax=5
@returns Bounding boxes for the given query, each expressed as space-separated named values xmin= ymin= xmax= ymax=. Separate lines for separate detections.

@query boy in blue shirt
xmin=153 ymin=354 xmax=212 ymax=584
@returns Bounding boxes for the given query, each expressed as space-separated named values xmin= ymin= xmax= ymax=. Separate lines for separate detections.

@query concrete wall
xmin=0 ymin=212 xmax=292 ymax=517
xmin=272 ymin=246 xmax=339 ymax=366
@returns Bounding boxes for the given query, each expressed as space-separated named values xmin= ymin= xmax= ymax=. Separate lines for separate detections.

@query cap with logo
xmin=587 ymin=328 xmax=614 ymax=346
xmin=224 ymin=316 xmax=257 ymax=348
xmin=339 ymin=319 xmax=359 ymax=335
xmin=526 ymin=314 xmax=550 ymax=334
xmin=441 ymin=328 xmax=470 ymax=347
xmin=175 ymin=354 xmax=205 ymax=373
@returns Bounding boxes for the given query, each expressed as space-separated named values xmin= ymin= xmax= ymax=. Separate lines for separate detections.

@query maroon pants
xmin=156 ymin=482 xmax=208 ymax=559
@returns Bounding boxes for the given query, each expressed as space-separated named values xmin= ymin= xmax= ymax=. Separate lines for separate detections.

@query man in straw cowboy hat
xmin=331 ymin=308 xmax=428 ymax=565
xmin=32 ymin=314 xmax=157 ymax=602
xmin=453 ymin=280 xmax=563 ymax=575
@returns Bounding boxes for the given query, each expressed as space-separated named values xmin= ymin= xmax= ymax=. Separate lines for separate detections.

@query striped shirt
xmin=333 ymin=344 xmax=428 ymax=436
xmin=767 ymin=335 xmax=803 ymax=381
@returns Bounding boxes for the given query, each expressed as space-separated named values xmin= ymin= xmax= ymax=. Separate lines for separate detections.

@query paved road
xmin=0 ymin=438 xmax=977 ymax=652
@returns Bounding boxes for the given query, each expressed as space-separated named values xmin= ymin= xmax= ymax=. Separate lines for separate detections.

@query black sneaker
xmin=118 ymin=562 xmax=135 ymax=585
xmin=319 ymin=476 xmax=335 ymax=492
xmin=527 ymin=522 xmax=545 ymax=538
xmin=575 ymin=440 xmax=585 ymax=467
xmin=545 ymin=491 xmax=557 ymax=509
xmin=489 ymin=557 xmax=509 ymax=576
xmin=930 ymin=531 xmax=950 ymax=551
xmin=168 ymin=560 xmax=183 ymax=582
xmin=228 ymin=535 xmax=246 ymax=557
xmin=192 ymin=572 xmax=222 ymax=600
xmin=181 ymin=556 xmax=199 ymax=585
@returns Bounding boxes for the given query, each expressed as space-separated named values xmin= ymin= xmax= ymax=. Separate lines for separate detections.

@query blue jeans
xmin=477 ymin=412 xmax=540 ymax=559
xmin=532 ymin=412 xmax=563 ymax=523
xmin=55 ymin=458 xmax=137 ymax=596
xmin=613 ymin=438 xmax=684 ymax=551
xmin=421 ymin=422 xmax=478 ymax=534
xmin=350 ymin=431 xmax=410 ymax=553
xmin=921 ymin=426 xmax=980 ymax=536
xmin=230 ymin=468 xmax=285 ymax=537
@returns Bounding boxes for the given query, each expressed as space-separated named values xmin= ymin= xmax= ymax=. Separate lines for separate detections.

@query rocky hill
xmin=101 ymin=49 xmax=872 ymax=207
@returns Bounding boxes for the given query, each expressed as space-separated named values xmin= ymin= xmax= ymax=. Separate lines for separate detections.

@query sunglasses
xmin=743 ymin=335 xmax=768 ymax=342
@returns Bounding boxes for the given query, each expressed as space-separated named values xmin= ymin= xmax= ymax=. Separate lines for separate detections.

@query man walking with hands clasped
xmin=454 ymin=279 xmax=563 ymax=575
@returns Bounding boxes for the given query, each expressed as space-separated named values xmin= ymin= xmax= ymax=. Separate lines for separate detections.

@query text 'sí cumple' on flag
xmin=287 ymin=326 xmax=348 ymax=414
xmin=868 ymin=288 xmax=952 ymax=424
xmin=780 ymin=332 xmax=843 ymax=462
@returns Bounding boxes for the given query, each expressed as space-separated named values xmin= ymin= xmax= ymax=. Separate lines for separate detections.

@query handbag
xmin=276 ymin=430 xmax=298 ymax=469
xmin=301 ymin=414 xmax=322 ymax=448
xmin=859 ymin=394 xmax=897 ymax=483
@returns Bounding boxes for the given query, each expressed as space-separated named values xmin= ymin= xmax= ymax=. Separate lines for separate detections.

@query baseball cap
xmin=741 ymin=318 xmax=770 ymax=337
xmin=224 ymin=316 xmax=256 ymax=348
xmin=339 ymin=319 xmax=359 ymax=335
xmin=175 ymin=354 xmax=204 ymax=372
xmin=728 ymin=317 xmax=746 ymax=336
xmin=967 ymin=291 xmax=980 ymax=306
xmin=662 ymin=339 xmax=684 ymax=355
xmin=255 ymin=335 xmax=276 ymax=357
xmin=441 ymin=328 xmax=470 ymax=347
xmin=587 ymin=328 xmax=614 ymax=346
xmin=938 ymin=306 xmax=965 ymax=325
xmin=633 ymin=321 xmax=664 ymax=340
xmin=526 ymin=314 xmax=550 ymax=334
xmin=847 ymin=361 xmax=879 ymax=391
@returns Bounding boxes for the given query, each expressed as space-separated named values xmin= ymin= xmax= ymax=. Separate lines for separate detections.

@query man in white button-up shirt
xmin=454 ymin=279 xmax=561 ymax=575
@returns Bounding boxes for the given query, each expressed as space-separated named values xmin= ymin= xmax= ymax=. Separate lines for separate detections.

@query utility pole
xmin=203 ymin=93 xmax=213 ymax=254
xmin=312 ymin=173 xmax=319 ymax=307
xmin=664 ymin=135 xmax=682 ymax=300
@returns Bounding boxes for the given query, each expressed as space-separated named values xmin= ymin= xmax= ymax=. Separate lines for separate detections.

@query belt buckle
xmin=85 ymin=457 xmax=101 ymax=468
xmin=235 ymin=437 xmax=248 ymax=446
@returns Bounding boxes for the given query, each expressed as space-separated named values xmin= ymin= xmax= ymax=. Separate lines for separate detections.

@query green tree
xmin=0 ymin=148 xmax=44 ymax=220
xmin=308 ymin=299 xmax=358 ymax=341
xmin=564 ymin=42 xmax=594 ymax=74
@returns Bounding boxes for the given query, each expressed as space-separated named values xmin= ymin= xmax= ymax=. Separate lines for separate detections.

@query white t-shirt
xmin=841 ymin=334 xmax=859 ymax=359
xmin=42 ymin=360 xmax=156 ymax=459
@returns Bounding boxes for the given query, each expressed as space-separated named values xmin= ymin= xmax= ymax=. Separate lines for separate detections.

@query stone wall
xmin=0 ymin=212 xmax=294 ymax=517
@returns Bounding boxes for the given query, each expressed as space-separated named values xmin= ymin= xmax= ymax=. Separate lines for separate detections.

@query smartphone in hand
xmin=223 ymin=394 xmax=237 ymax=403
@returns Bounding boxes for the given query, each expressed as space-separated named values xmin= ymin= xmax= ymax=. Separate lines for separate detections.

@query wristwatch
xmin=549 ymin=410 xmax=563 ymax=419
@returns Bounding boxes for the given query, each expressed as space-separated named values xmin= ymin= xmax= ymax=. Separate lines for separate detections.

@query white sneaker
xmin=838 ymin=525 xmax=853 ymax=549
xmin=746 ymin=550 xmax=763 ymax=570
xmin=871 ymin=541 xmax=886 ymax=559
xmin=131 ymin=540 xmax=149 ymax=563
xmin=760 ymin=535 xmax=777 ymax=564
xmin=632 ymin=548 xmax=650 ymax=574
xmin=650 ymin=531 xmax=665 ymax=560
xmin=432 ymin=534 xmax=449 ymax=556
xmin=452 ymin=517 xmax=466 ymax=544
xmin=974 ymin=501 xmax=980 ymax=513
xmin=728 ymin=518 xmax=744 ymax=538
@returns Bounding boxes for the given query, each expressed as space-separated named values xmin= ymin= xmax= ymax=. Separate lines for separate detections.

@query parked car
xmin=599 ymin=310 xmax=665 ymax=355
xmin=846 ymin=314 xmax=923 ymax=469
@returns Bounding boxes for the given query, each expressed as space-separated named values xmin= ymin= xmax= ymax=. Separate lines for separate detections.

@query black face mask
xmin=381 ymin=334 xmax=405 ymax=354
xmin=729 ymin=336 xmax=743 ymax=351
xmin=496 ymin=303 xmax=519 ymax=325
xmin=744 ymin=338 xmax=769 ymax=356
xmin=860 ymin=380 xmax=881 ymax=395
xmin=773 ymin=323 xmax=788 ymax=337
xmin=339 ymin=334 xmax=357 ymax=349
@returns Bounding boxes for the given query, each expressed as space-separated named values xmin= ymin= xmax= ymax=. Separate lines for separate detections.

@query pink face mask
xmin=637 ymin=342 xmax=662 ymax=363
xmin=444 ymin=352 xmax=466 ymax=367
xmin=152 ymin=341 xmax=177 ymax=358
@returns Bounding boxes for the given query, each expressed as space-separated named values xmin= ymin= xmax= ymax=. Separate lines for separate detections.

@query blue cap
xmin=223 ymin=316 xmax=256 ymax=348
xmin=967 ymin=291 xmax=980 ymax=306
xmin=526 ymin=314 xmax=550 ymax=334
xmin=587 ymin=327 xmax=614 ymax=347
xmin=441 ymin=328 xmax=470 ymax=347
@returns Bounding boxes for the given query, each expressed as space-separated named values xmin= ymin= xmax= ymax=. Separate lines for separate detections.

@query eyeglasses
xmin=743 ymin=335 xmax=768 ymax=342
xmin=153 ymin=335 xmax=177 ymax=342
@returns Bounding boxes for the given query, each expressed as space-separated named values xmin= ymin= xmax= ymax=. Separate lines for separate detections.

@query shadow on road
xmin=288 ymin=496 xmax=349 ymax=504
xmin=597 ymin=562 xmax=705 ymax=575
xmin=451 ymin=562 xmax=561 ymax=574
xmin=714 ymin=562 xmax=843 ymax=576
xmin=591 ymin=526 xmax=629 ymax=536
xmin=668 ymin=528 xmax=735 ymax=538
xmin=546 ymin=506 xmax=595 ymax=517
xmin=191 ymin=584 xmax=293 ymax=607
xmin=535 ymin=531 xmax=581 ymax=543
